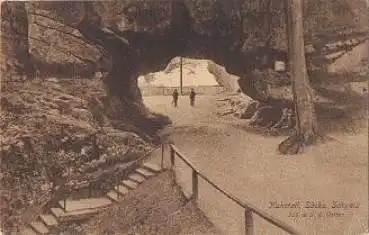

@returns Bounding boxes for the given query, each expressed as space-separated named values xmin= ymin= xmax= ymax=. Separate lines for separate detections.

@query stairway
xmin=20 ymin=162 xmax=163 ymax=235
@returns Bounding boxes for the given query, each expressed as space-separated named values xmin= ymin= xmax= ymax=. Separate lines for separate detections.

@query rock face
xmin=207 ymin=61 xmax=240 ymax=92
xmin=2 ymin=1 xmax=286 ymax=97
xmin=0 ymin=1 xmax=367 ymax=231
xmin=0 ymin=78 xmax=152 ymax=231
xmin=26 ymin=2 xmax=109 ymax=79
xmin=2 ymin=0 xmax=366 ymax=102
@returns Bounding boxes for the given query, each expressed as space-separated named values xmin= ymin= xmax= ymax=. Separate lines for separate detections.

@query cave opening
xmin=138 ymin=57 xmax=240 ymax=96
xmin=136 ymin=57 xmax=241 ymax=116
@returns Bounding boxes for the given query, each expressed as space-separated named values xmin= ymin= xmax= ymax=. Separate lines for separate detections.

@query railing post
xmin=161 ymin=143 xmax=164 ymax=169
xmin=244 ymin=207 xmax=254 ymax=235
xmin=170 ymin=145 xmax=175 ymax=169
xmin=91 ymin=134 xmax=98 ymax=161
xmin=192 ymin=169 xmax=198 ymax=201
xmin=116 ymin=175 xmax=119 ymax=200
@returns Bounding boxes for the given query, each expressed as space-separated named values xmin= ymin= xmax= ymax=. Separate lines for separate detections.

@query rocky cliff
xmin=2 ymin=1 xmax=367 ymax=96
xmin=1 ymin=0 xmax=367 ymax=231
xmin=2 ymin=1 xmax=366 ymax=99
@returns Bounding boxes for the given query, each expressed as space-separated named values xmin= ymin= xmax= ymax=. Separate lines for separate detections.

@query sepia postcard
xmin=0 ymin=0 xmax=368 ymax=234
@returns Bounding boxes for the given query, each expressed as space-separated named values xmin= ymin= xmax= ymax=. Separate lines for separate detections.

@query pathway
xmin=144 ymin=94 xmax=368 ymax=235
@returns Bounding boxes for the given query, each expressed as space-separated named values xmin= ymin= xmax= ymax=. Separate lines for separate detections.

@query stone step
xmin=20 ymin=227 xmax=38 ymax=235
xmin=128 ymin=173 xmax=146 ymax=183
xmin=58 ymin=197 xmax=112 ymax=212
xmin=121 ymin=179 xmax=138 ymax=189
xmin=114 ymin=185 xmax=130 ymax=195
xmin=39 ymin=213 xmax=58 ymax=227
xmin=142 ymin=162 xmax=162 ymax=173
xmin=51 ymin=207 xmax=101 ymax=223
xmin=135 ymin=168 xmax=155 ymax=178
xmin=29 ymin=221 xmax=49 ymax=234
xmin=106 ymin=190 xmax=119 ymax=202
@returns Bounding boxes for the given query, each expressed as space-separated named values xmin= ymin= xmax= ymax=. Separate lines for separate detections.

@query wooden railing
xmin=61 ymin=143 xmax=164 ymax=208
xmin=109 ymin=143 xmax=164 ymax=201
xmin=16 ymin=140 xmax=164 ymax=232
xmin=169 ymin=144 xmax=301 ymax=235
xmin=140 ymin=85 xmax=226 ymax=96
xmin=15 ymin=190 xmax=52 ymax=233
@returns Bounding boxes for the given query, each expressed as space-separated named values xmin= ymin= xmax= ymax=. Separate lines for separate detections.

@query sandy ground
xmin=143 ymin=94 xmax=368 ymax=235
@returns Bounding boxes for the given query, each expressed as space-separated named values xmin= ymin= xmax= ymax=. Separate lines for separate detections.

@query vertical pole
xmin=180 ymin=56 xmax=183 ymax=95
xmin=60 ymin=125 xmax=64 ymax=151
xmin=170 ymin=146 xmax=175 ymax=169
xmin=63 ymin=197 xmax=66 ymax=211
xmin=161 ymin=143 xmax=165 ymax=169
xmin=192 ymin=169 xmax=198 ymax=201
xmin=244 ymin=208 xmax=254 ymax=235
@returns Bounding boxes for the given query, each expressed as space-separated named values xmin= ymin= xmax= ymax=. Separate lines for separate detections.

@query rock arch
xmin=23 ymin=1 xmax=284 ymax=103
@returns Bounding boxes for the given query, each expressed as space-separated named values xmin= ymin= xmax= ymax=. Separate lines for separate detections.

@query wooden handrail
xmin=17 ymin=143 xmax=164 ymax=231
xmin=170 ymin=144 xmax=301 ymax=235
xmin=18 ymin=191 xmax=51 ymax=231
xmin=67 ymin=143 xmax=163 ymax=186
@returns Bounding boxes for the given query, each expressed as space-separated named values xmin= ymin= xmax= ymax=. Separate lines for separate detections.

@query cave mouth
xmin=104 ymin=56 xmax=244 ymax=144
xmin=135 ymin=56 xmax=242 ymax=132
xmin=137 ymin=57 xmax=240 ymax=99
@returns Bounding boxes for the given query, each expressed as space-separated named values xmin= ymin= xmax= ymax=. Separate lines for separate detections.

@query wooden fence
xmin=140 ymin=85 xmax=226 ymax=96
xmin=60 ymin=144 xmax=164 ymax=208
xmin=169 ymin=144 xmax=301 ymax=235
xmin=15 ymin=141 xmax=300 ymax=235
xmin=15 ymin=131 xmax=164 ymax=232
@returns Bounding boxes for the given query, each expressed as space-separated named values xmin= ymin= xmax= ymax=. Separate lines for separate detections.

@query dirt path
xmin=144 ymin=94 xmax=368 ymax=235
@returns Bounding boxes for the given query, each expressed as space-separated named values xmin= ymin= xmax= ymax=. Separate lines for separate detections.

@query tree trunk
xmin=278 ymin=0 xmax=321 ymax=155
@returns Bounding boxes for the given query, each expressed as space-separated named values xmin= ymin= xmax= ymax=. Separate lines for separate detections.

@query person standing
xmin=189 ymin=88 xmax=196 ymax=107
xmin=172 ymin=89 xmax=179 ymax=107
